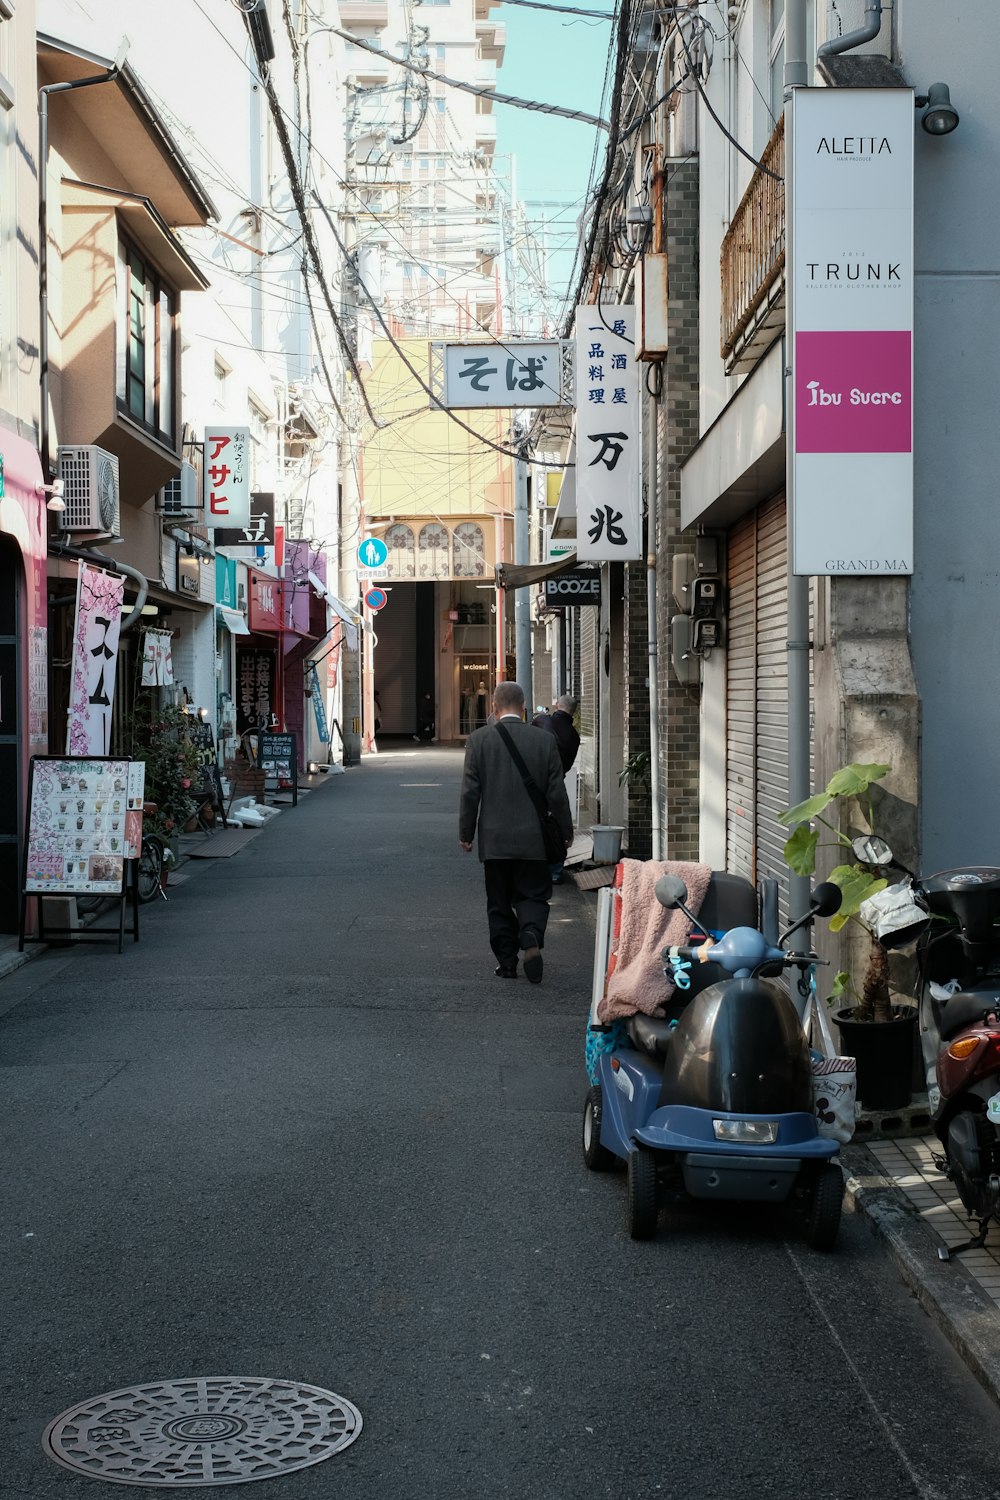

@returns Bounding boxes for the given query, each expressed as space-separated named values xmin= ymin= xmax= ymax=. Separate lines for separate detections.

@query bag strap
xmin=495 ymin=722 xmax=551 ymax=830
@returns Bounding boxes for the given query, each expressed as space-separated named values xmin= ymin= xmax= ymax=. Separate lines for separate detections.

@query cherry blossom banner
xmin=66 ymin=563 xmax=125 ymax=756
xmin=574 ymin=305 xmax=641 ymax=561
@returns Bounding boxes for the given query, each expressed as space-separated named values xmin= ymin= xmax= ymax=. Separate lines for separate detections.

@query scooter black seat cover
xmin=657 ymin=976 xmax=813 ymax=1114
xmin=937 ymin=987 xmax=1000 ymax=1041
xmin=626 ymin=1013 xmax=676 ymax=1061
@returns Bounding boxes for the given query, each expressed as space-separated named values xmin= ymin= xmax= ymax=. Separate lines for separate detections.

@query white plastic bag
xmin=859 ymin=880 xmax=929 ymax=948
xmin=810 ymin=995 xmax=857 ymax=1144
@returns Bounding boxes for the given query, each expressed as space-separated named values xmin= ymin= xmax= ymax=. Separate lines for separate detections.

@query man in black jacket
xmin=532 ymin=695 xmax=580 ymax=773
xmin=459 ymin=681 xmax=573 ymax=983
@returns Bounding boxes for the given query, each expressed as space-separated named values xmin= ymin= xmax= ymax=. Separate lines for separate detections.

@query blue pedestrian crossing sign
xmin=357 ymin=536 xmax=388 ymax=570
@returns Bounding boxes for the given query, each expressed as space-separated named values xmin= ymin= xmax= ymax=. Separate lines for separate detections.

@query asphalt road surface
xmin=3 ymin=745 xmax=1000 ymax=1500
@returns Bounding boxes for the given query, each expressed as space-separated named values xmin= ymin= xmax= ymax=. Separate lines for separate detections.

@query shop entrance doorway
xmin=0 ymin=538 xmax=23 ymax=931
xmin=458 ymin=659 xmax=493 ymax=735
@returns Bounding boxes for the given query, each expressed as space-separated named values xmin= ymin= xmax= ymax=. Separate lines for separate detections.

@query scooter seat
xmin=626 ymin=1013 xmax=675 ymax=1061
xmin=938 ymin=989 xmax=1000 ymax=1041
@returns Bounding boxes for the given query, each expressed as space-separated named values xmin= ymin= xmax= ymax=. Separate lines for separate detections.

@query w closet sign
xmin=789 ymin=87 xmax=914 ymax=576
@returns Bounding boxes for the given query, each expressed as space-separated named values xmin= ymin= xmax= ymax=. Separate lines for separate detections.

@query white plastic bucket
xmin=591 ymin=825 xmax=624 ymax=863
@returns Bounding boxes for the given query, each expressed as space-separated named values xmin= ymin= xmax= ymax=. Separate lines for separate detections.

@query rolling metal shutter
xmin=726 ymin=495 xmax=791 ymax=913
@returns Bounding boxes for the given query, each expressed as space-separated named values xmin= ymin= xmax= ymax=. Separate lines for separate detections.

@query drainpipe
xmin=784 ymin=0 xmax=810 ymax=927
xmin=49 ymin=541 xmax=148 ymax=632
xmin=817 ymin=0 xmax=884 ymax=58
xmin=38 ymin=64 xmax=121 ymax=478
xmin=645 ymin=390 xmax=662 ymax=861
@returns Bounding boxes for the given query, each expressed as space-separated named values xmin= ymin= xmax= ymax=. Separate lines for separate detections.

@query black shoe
xmin=494 ymin=963 xmax=518 ymax=979
xmin=523 ymin=947 xmax=543 ymax=984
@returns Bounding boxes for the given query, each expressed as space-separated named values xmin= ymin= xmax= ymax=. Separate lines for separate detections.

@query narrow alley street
xmin=3 ymin=748 xmax=1000 ymax=1500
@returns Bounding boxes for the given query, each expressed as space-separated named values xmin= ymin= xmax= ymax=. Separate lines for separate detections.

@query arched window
xmin=418 ymin=522 xmax=450 ymax=578
xmin=384 ymin=523 xmax=415 ymax=578
xmin=453 ymin=522 xmax=485 ymax=578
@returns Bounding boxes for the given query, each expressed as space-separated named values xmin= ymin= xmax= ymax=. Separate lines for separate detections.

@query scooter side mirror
xmin=811 ymin=881 xmax=843 ymax=918
xmin=852 ymin=835 xmax=893 ymax=866
xmin=655 ymin=874 xmax=689 ymax=910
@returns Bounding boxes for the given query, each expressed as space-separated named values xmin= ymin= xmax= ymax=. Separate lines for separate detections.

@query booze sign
xmin=203 ymin=427 xmax=251 ymax=530
xmin=543 ymin=569 xmax=600 ymax=605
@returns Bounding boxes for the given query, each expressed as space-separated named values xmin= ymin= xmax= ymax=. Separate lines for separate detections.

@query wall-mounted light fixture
xmin=35 ymin=477 xmax=66 ymax=512
xmin=916 ymin=83 xmax=959 ymax=136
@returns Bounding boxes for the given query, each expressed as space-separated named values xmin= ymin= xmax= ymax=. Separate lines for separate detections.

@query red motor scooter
xmin=862 ymin=839 xmax=1000 ymax=1260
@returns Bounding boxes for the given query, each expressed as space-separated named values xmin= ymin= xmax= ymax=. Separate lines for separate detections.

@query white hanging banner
xmin=141 ymin=629 xmax=175 ymax=687
xmin=203 ymin=426 xmax=251 ymax=529
xmin=790 ymin=87 xmax=914 ymax=575
xmin=574 ymin=305 xmax=641 ymax=561
xmin=66 ymin=562 xmax=125 ymax=756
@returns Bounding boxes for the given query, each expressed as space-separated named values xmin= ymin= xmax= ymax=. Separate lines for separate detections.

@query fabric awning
xmin=216 ymin=604 xmax=250 ymax=635
xmin=495 ymin=552 xmax=578 ymax=591
xmin=551 ymin=435 xmax=577 ymax=540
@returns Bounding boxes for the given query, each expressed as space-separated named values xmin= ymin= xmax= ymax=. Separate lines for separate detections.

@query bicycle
xmin=136 ymin=831 xmax=166 ymax=903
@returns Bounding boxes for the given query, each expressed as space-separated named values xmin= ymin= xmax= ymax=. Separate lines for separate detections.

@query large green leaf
xmin=827 ymin=863 xmax=888 ymax=929
xmin=777 ymin=791 xmax=834 ymax=827
xmin=825 ymin=762 xmax=891 ymax=799
xmin=783 ymin=824 xmax=819 ymax=876
xmin=829 ymin=971 xmax=851 ymax=1000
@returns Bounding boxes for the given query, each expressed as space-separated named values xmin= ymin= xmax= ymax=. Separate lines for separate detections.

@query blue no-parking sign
xmin=357 ymin=536 xmax=388 ymax=570
xmin=365 ymin=587 xmax=388 ymax=611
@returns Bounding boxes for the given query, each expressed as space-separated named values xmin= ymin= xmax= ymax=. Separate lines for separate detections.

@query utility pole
xmin=513 ymin=430 xmax=533 ymax=711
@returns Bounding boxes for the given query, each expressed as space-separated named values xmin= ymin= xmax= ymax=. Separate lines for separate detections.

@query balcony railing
xmin=720 ymin=114 xmax=785 ymax=372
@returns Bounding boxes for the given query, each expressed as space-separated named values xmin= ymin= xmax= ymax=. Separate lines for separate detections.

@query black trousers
xmin=483 ymin=859 xmax=552 ymax=967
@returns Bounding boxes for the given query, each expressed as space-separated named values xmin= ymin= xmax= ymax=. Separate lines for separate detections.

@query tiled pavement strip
xmin=867 ymin=1135 xmax=1000 ymax=1283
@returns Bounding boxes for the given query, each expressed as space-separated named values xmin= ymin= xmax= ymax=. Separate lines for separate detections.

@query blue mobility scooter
xmin=583 ymin=870 xmax=845 ymax=1247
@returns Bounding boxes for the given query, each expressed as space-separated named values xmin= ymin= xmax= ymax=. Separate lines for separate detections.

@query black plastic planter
xmin=833 ymin=1005 xmax=919 ymax=1111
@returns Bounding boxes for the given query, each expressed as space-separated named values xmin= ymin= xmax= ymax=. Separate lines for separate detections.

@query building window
xmin=453 ymin=523 xmax=485 ymax=578
xmin=248 ymin=397 xmax=270 ymax=488
xmin=418 ymin=522 xmax=449 ymax=578
xmin=118 ymin=238 xmax=177 ymax=443
xmin=214 ymin=356 xmax=229 ymax=406
xmin=385 ymin=522 xmax=416 ymax=578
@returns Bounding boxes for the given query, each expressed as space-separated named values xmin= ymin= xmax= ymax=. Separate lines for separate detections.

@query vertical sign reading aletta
xmin=574 ymin=305 xmax=641 ymax=562
xmin=790 ymin=88 xmax=914 ymax=576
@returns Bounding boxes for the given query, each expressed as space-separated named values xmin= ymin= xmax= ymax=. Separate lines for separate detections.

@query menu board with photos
xmin=24 ymin=757 xmax=145 ymax=895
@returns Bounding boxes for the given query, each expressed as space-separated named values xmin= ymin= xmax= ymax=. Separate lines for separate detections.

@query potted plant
xmin=779 ymin=762 xmax=918 ymax=1110
xmin=124 ymin=695 xmax=203 ymax=854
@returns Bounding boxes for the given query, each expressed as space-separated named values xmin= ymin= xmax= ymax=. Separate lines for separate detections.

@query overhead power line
xmin=315 ymin=192 xmax=575 ymax=469
xmin=320 ymin=25 xmax=610 ymax=130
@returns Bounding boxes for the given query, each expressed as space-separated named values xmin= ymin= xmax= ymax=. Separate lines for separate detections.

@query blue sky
xmin=490 ymin=0 xmax=616 ymax=312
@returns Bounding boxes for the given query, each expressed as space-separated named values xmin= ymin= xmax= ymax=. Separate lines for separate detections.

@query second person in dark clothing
xmin=532 ymin=695 xmax=579 ymax=882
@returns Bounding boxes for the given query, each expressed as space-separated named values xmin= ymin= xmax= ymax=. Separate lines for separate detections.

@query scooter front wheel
xmin=627 ymin=1146 xmax=659 ymax=1240
xmin=804 ymin=1161 xmax=843 ymax=1251
xmin=582 ymin=1086 xmax=616 ymax=1172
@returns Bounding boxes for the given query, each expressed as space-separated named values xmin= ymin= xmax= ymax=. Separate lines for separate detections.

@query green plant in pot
xmin=779 ymin=762 xmax=918 ymax=1110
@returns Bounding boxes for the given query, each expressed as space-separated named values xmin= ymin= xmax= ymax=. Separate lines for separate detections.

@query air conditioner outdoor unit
xmin=58 ymin=445 xmax=121 ymax=538
xmin=158 ymin=461 xmax=200 ymax=520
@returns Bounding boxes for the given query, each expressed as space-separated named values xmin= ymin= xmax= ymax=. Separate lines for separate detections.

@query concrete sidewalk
xmin=845 ymin=1139 xmax=1000 ymax=1407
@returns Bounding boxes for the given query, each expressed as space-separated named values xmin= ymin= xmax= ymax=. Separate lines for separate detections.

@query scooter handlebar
xmin=664 ymin=926 xmax=787 ymax=975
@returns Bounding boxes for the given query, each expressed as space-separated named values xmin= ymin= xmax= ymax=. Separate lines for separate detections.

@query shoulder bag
xmin=495 ymin=723 xmax=566 ymax=863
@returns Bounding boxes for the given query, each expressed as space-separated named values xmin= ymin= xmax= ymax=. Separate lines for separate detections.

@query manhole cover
xmin=43 ymin=1377 xmax=362 ymax=1487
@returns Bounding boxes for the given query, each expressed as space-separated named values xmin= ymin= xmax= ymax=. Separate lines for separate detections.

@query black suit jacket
xmin=459 ymin=718 xmax=573 ymax=861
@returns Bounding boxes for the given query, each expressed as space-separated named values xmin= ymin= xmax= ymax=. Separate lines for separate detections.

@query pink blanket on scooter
xmin=598 ymin=858 xmax=713 ymax=1021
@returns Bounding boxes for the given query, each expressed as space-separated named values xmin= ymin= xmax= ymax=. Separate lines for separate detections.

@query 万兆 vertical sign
xmin=574 ymin=305 xmax=641 ymax=561
xmin=790 ymin=87 xmax=914 ymax=576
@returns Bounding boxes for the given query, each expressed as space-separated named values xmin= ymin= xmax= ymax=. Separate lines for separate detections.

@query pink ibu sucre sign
xmin=795 ymin=330 xmax=912 ymax=454
xmin=790 ymin=88 xmax=914 ymax=576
